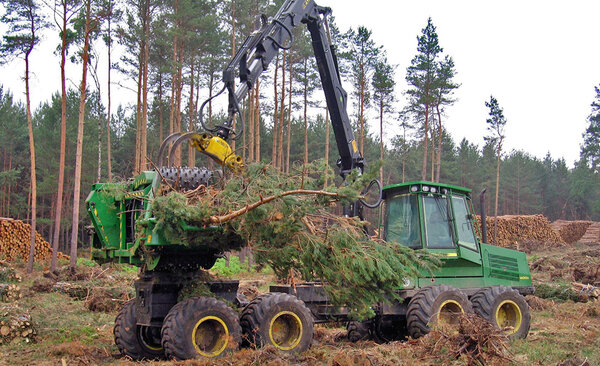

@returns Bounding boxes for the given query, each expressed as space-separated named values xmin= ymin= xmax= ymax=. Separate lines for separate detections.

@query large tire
xmin=161 ymin=297 xmax=241 ymax=360
xmin=346 ymin=320 xmax=372 ymax=342
xmin=114 ymin=301 xmax=164 ymax=360
xmin=406 ymin=285 xmax=472 ymax=339
xmin=240 ymin=292 xmax=314 ymax=353
xmin=471 ymin=286 xmax=531 ymax=339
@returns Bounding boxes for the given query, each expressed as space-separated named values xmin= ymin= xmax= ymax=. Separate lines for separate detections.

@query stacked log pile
xmin=578 ymin=222 xmax=600 ymax=244
xmin=0 ymin=284 xmax=22 ymax=302
xmin=0 ymin=218 xmax=68 ymax=262
xmin=550 ymin=220 xmax=593 ymax=244
xmin=0 ymin=310 xmax=36 ymax=344
xmin=476 ymin=214 xmax=564 ymax=248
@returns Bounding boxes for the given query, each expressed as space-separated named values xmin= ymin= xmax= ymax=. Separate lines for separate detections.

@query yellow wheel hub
xmin=495 ymin=300 xmax=522 ymax=335
xmin=437 ymin=300 xmax=464 ymax=325
xmin=269 ymin=311 xmax=303 ymax=351
xmin=192 ymin=316 xmax=230 ymax=357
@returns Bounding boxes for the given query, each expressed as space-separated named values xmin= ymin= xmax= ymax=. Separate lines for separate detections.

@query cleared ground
xmin=1 ymin=242 xmax=599 ymax=366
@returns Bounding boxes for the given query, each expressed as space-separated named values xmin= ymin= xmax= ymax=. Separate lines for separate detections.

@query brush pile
xmin=477 ymin=214 xmax=564 ymax=248
xmin=551 ymin=220 xmax=593 ymax=244
xmin=416 ymin=313 xmax=512 ymax=365
xmin=0 ymin=218 xmax=69 ymax=262
xmin=141 ymin=162 xmax=440 ymax=319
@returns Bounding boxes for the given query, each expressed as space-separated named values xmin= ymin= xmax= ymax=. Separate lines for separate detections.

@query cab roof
xmin=382 ymin=181 xmax=472 ymax=198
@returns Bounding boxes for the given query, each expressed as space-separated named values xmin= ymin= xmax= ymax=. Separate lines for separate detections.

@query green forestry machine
xmin=86 ymin=0 xmax=534 ymax=360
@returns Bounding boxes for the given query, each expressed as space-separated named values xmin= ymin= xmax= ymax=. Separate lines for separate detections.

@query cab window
xmin=452 ymin=195 xmax=478 ymax=251
xmin=385 ymin=194 xmax=421 ymax=248
xmin=422 ymin=195 xmax=454 ymax=249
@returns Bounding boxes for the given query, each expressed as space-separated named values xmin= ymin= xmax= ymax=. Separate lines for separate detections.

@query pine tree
xmin=484 ymin=95 xmax=507 ymax=244
xmin=342 ymin=26 xmax=380 ymax=153
xmin=580 ymin=84 xmax=600 ymax=172
xmin=405 ymin=18 xmax=442 ymax=181
xmin=0 ymin=0 xmax=47 ymax=273
xmin=372 ymin=55 xmax=395 ymax=183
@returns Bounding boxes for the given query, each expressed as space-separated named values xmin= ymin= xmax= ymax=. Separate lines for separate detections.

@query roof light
xmin=430 ymin=187 xmax=437 ymax=193
xmin=410 ymin=185 xmax=418 ymax=192
xmin=423 ymin=186 xmax=430 ymax=192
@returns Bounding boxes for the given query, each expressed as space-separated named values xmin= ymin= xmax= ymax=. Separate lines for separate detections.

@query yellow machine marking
xmin=446 ymin=253 xmax=458 ymax=257
xmin=351 ymin=140 xmax=358 ymax=154
xmin=519 ymin=276 xmax=529 ymax=280
xmin=192 ymin=316 xmax=229 ymax=357
xmin=269 ymin=311 xmax=303 ymax=351
xmin=495 ymin=300 xmax=522 ymax=335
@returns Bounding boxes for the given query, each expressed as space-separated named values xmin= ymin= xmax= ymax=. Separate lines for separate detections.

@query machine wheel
xmin=471 ymin=286 xmax=531 ymax=339
xmin=240 ymin=292 xmax=314 ymax=353
xmin=346 ymin=320 xmax=372 ymax=342
xmin=114 ymin=300 xmax=164 ymax=360
xmin=406 ymin=285 xmax=472 ymax=339
xmin=161 ymin=297 xmax=241 ymax=360
xmin=159 ymin=167 xmax=215 ymax=190
xmin=372 ymin=315 xmax=408 ymax=343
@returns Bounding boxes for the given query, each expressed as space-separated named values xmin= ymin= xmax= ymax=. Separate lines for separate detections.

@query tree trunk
xmin=140 ymin=0 xmax=150 ymax=171
xmin=286 ymin=56 xmax=293 ymax=173
xmin=25 ymin=47 xmax=37 ymax=274
xmin=106 ymin=0 xmax=112 ymax=181
xmin=158 ymin=73 xmax=164 ymax=144
xmin=422 ymin=93 xmax=430 ymax=180
xmin=134 ymin=49 xmax=143 ymax=173
xmin=51 ymin=1 xmax=69 ymax=271
xmin=379 ymin=100 xmax=383 ymax=184
xmin=359 ymin=64 xmax=365 ymax=153
xmin=303 ymin=59 xmax=308 ymax=165
xmin=435 ymin=103 xmax=443 ymax=183
xmin=188 ymin=64 xmax=195 ymax=167
xmin=248 ymin=87 xmax=255 ymax=162
xmin=493 ymin=139 xmax=502 ymax=245
xmin=278 ymin=50 xmax=286 ymax=170
xmin=324 ymin=110 xmax=330 ymax=187
xmin=70 ymin=2 xmax=92 ymax=271
xmin=272 ymin=54 xmax=279 ymax=167
xmin=254 ymin=80 xmax=260 ymax=162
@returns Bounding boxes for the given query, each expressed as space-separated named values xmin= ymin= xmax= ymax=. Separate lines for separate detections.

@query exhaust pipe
xmin=479 ymin=189 xmax=487 ymax=244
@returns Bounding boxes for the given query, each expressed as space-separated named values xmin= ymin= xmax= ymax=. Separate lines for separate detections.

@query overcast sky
xmin=1 ymin=0 xmax=599 ymax=166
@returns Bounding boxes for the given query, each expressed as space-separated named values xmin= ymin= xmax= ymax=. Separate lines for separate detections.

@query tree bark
xmin=303 ymin=59 xmax=308 ymax=165
xmin=69 ymin=0 xmax=92 ymax=271
xmin=286 ymin=55 xmax=293 ymax=173
xmin=324 ymin=110 xmax=330 ymax=187
xmin=272 ymin=54 xmax=279 ymax=167
xmin=25 ymin=39 xmax=37 ymax=274
xmin=51 ymin=0 xmax=69 ymax=271
xmin=106 ymin=0 xmax=112 ymax=181
xmin=254 ymin=80 xmax=260 ymax=162
xmin=278 ymin=50 xmax=286 ymax=170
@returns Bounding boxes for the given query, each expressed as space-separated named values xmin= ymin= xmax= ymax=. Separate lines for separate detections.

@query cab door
xmin=451 ymin=195 xmax=482 ymax=265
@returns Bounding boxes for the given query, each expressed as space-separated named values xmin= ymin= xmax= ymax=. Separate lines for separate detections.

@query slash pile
xmin=144 ymin=162 xmax=440 ymax=319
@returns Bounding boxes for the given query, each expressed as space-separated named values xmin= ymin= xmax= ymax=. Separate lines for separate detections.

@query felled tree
xmin=144 ymin=161 xmax=440 ymax=319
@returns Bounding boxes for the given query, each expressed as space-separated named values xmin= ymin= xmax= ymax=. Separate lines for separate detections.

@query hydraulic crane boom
xmin=199 ymin=0 xmax=364 ymax=180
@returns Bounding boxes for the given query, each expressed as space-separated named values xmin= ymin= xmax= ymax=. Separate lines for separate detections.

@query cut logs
xmin=0 ymin=310 xmax=36 ymax=344
xmin=0 ymin=284 xmax=22 ymax=302
xmin=0 ymin=218 xmax=69 ymax=262
xmin=476 ymin=214 xmax=564 ymax=249
xmin=550 ymin=220 xmax=593 ymax=244
xmin=578 ymin=222 xmax=600 ymax=244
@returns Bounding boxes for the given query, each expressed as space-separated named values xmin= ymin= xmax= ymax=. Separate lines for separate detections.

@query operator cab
xmin=382 ymin=181 xmax=480 ymax=254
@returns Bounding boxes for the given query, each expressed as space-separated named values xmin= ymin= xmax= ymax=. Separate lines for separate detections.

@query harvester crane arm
xmin=199 ymin=0 xmax=363 ymax=180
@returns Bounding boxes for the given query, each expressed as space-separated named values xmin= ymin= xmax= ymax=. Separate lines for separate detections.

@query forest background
xmin=1 ymin=0 xmax=600 ymax=259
